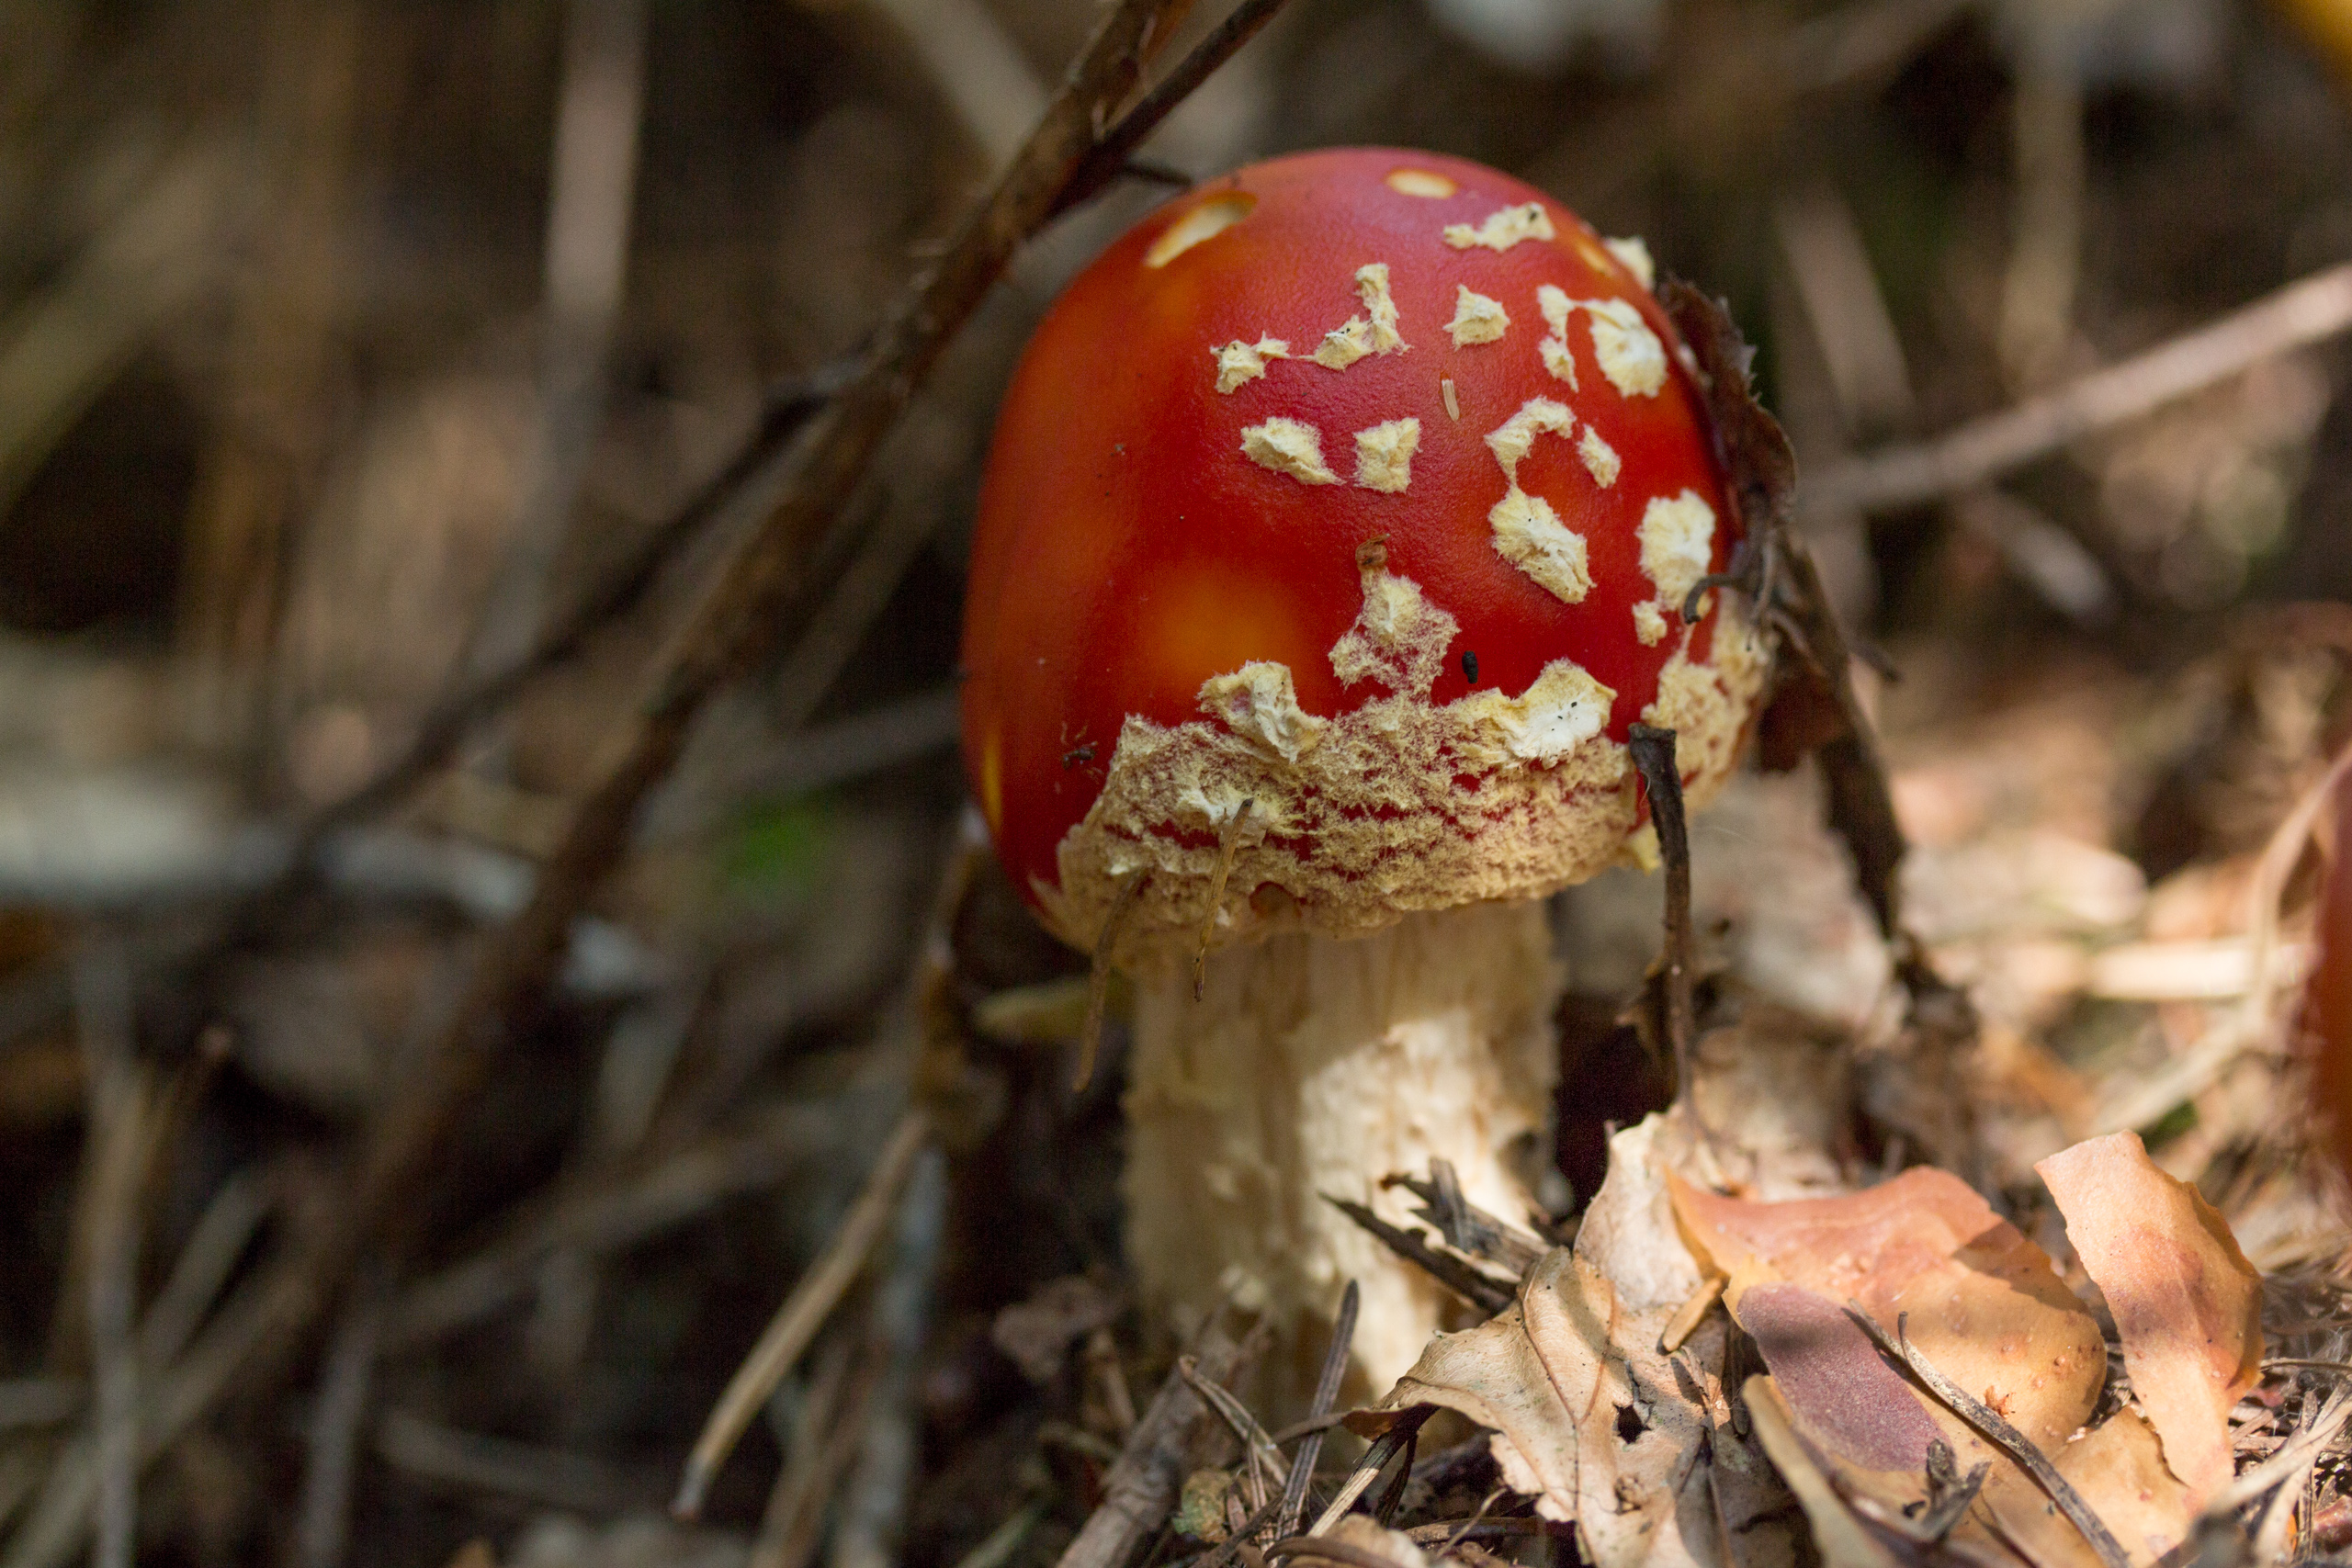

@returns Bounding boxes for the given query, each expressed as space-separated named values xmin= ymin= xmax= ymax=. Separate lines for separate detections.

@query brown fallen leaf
xmin=1323 ymin=1516 xmax=1431 ymax=1568
xmin=1668 ymin=1167 xmax=2107 ymax=1461
xmin=1997 ymin=1408 xmax=2195 ymax=1568
xmin=2034 ymin=1132 xmax=2264 ymax=1506
xmin=1378 ymin=1121 xmax=1725 ymax=1568
xmin=1670 ymin=1165 xmax=2115 ymax=1565
xmin=1738 ymin=1375 xmax=1902 ymax=1568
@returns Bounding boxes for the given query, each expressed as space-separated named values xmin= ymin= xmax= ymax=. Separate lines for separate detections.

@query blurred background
xmin=6 ymin=1 xmax=2352 ymax=1566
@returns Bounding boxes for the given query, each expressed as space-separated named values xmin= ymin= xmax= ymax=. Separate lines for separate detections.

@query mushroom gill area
xmin=1031 ymin=555 xmax=1766 ymax=959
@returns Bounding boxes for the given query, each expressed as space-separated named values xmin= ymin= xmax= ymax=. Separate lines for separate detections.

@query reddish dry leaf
xmin=1996 ymin=1407 xmax=2195 ymax=1568
xmin=1738 ymin=1375 xmax=1903 ymax=1568
xmin=2034 ymin=1131 xmax=2263 ymax=1505
xmin=1738 ymin=1284 xmax=1944 ymax=1476
xmin=1668 ymin=1167 xmax=2107 ymax=1459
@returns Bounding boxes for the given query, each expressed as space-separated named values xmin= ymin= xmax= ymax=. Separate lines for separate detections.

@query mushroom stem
xmin=1123 ymin=899 xmax=1562 ymax=1404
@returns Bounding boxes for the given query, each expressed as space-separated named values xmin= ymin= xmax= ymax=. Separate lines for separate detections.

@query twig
xmin=950 ymin=1499 xmax=1052 ymax=1568
xmin=1322 ymin=1198 xmax=1515 ymax=1316
xmin=385 ymin=1095 xmax=853 ymax=1348
xmin=1276 ymin=1281 xmax=1358 ymax=1539
xmin=374 ymin=1408 xmax=667 ymax=1514
xmin=0 ymin=1382 xmax=80 ymax=1431
xmin=134 ymin=1167 xmax=272 ymax=1372
xmin=1376 ymin=1172 xmax=1544 ymax=1277
xmin=1055 ymin=1323 xmax=1264 ymax=1568
xmin=2096 ymin=739 xmax=2352 ymax=1134
xmin=1192 ymin=1498 xmax=1286 ymax=1568
xmin=1264 ymin=1540 xmax=1400 ymax=1568
xmin=1078 ymin=870 xmax=1148 ymax=1092
xmin=1306 ymin=1407 xmax=1433 ymax=1536
xmin=3 ymin=1263 xmax=291 ymax=1568
xmin=831 ymin=1141 xmax=949 ymax=1568
xmin=1842 ymin=1306 xmax=2129 ymax=1568
xmin=456 ymin=0 xmax=650 ymax=698
xmin=673 ymin=1107 xmax=930 ymax=1519
xmin=1047 ymin=0 xmax=1292 ymax=220
xmin=291 ymin=1287 xmax=383 ymax=1568
xmin=2210 ymin=1388 xmax=2352 ymax=1513
xmin=1400 ymin=1519 xmax=1571 ymax=1545
xmin=232 ymin=358 xmax=851 ymax=915
xmin=1179 ymin=1357 xmax=1285 ymax=1508
xmin=74 ymin=940 xmax=141 ymax=1568
xmin=1627 ymin=726 xmax=1697 ymax=1106
xmin=1807 ymin=261 xmax=2352 ymax=516
xmin=749 ymin=1332 xmax=882 ymax=1568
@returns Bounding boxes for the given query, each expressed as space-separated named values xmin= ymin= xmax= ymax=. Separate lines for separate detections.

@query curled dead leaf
xmin=1998 ymin=1408 xmax=2195 ymax=1568
xmin=1375 ymin=1121 xmax=1722 ymax=1568
xmin=1667 ymin=1166 xmax=2105 ymax=1459
xmin=2034 ymin=1132 xmax=2263 ymax=1506
xmin=1319 ymin=1516 xmax=1430 ymax=1568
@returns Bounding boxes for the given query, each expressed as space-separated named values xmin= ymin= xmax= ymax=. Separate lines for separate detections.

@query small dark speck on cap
xmin=1462 ymin=650 xmax=1480 ymax=684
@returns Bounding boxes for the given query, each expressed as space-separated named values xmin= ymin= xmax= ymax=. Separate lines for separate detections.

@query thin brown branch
xmin=1049 ymin=0 xmax=1290 ymax=220
xmin=672 ymin=1108 xmax=929 ymax=1519
xmin=1276 ymin=1280 xmax=1358 ymax=1539
xmin=381 ymin=1096 xmax=847 ymax=1348
xmin=1179 ymin=1355 xmax=1284 ymax=1509
xmin=1843 ymin=1306 xmax=2130 ymax=1568
xmin=1807 ymin=261 xmax=2352 ymax=516
xmin=1055 ymin=1322 xmax=1265 ymax=1568
xmin=1305 ymin=1407 xmax=1432 ymax=1537
xmin=1322 ymin=1197 xmax=1515 ymax=1316
xmin=1627 ymin=725 xmax=1696 ymax=1104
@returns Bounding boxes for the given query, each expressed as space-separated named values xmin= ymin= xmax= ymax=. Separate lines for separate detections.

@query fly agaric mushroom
xmin=959 ymin=149 xmax=1767 ymax=1393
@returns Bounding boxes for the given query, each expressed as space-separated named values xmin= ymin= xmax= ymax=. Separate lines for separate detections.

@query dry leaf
xmin=991 ymin=1275 xmax=1123 ymax=1383
xmin=1998 ymin=1408 xmax=2195 ymax=1568
xmin=2034 ymin=1131 xmax=2264 ymax=1505
xmin=1325 ymin=1517 xmax=1430 ymax=1568
xmin=1668 ymin=1167 xmax=2106 ymax=1459
xmin=1670 ymin=1166 xmax=2109 ymax=1564
xmin=1379 ymin=1122 xmax=1722 ymax=1568
xmin=1738 ymin=1376 xmax=1901 ymax=1568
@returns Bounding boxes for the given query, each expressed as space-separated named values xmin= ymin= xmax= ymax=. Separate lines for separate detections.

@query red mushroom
xmin=960 ymin=149 xmax=1765 ymax=1391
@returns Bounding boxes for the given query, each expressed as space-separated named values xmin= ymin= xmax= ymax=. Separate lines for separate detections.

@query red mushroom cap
xmin=961 ymin=148 xmax=1764 ymax=951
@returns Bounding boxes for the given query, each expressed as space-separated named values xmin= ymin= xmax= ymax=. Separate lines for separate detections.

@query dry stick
xmin=1193 ymin=798 xmax=1253 ymax=999
xmin=2211 ymin=1388 xmax=2352 ymax=1514
xmin=223 ymin=361 xmax=850 ymax=926
xmin=1077 ymin=871 xmax=1149 ymax=1092
xmin=948 ymin=1499 xmax=1051 ymax=1568
xmin=1193 ymin=1498 xmax=1286 ymax=1568
xmin=1275 ymin=1280 xmax=1359 ymax=1540
xmin=1305 ymin=1407 xmax=1434 ymax=1537
xmin=1178 ymin=1357 xmax=1284 ymax=1508
xmin=1807 ymin=261 xmax=2352 ymax=516
xmin=1626 ymin=726 xmax=1696 ymax=1105
xmin=750 ymin=1336 xmax=884 ymax=1568
xmin=225 ymin=0 xmax=1231 ymax=1416
xmin=384 ymin=1096 xmax=845 ymax=1348
xmin=672 ymin=1108 xmax=929 ymax=1519
xmin=1045 ymin=0 xmax=1290 ymax=220
xmin=4 ymin=1268 xmax=288 ymax=1568
xmin=1265 ymin=1540 xmax=1401 ymax=1568
xmin=1842 ymin=1306 xmax=2130 ymax=1568
xmin=457 ymin=0 xmax=650 ymax=697
xmin=291 ymin=1289 xmax=383 ymax=1568
xmin=72 ymin=942 xmax=141 ymax=1568
xmin=1322 ymin=1198 xmax=1515 ymax=1316
xmin=1054 ymin=1324 xmax=1262 ymax=1568
xmin=133 ymin=1168 xmax=272 ymax=1373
